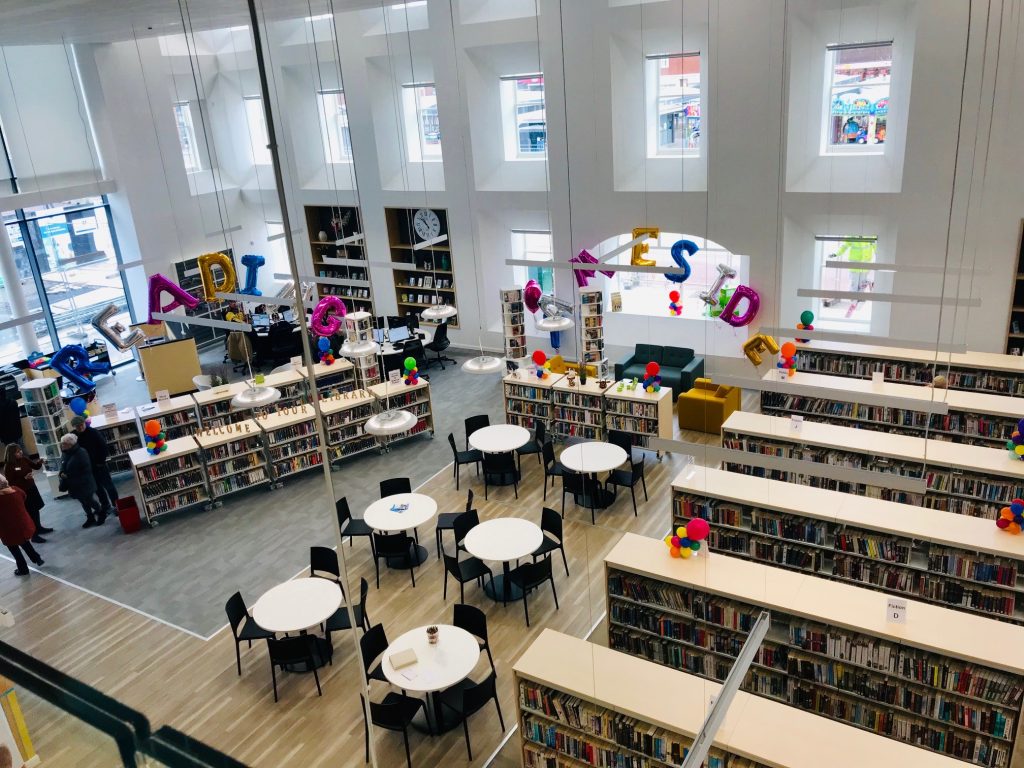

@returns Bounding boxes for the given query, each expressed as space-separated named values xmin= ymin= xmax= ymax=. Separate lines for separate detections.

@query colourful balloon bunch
xmin=532 ymin=350 xmax=551 ymax=380
xmin=665 ymin=518 xmax=710 ymax=558
xmin=997 ymin=498 xmax=1024 ymax=534
xmin=642 ymin=361 xmax=662 ymax=393
xmin=777 ymin=341 xmax=797 ymax=378
xmin=144 ymin=419 xmax=167 ymax=455
xmin=796 ymin=310 xmax=815 ymax=343
xmin=668 ymin=290 xmax=682 ymax=316
xmin=69 ymin=396 xmax=91 ymax=426
xmin=403 ymin=356 xmax=419 ymax=386
xmin=1006 ymin=418 xmax=1024 ymax=460
xmin=317 ymin=337 xmax=335 ymax=365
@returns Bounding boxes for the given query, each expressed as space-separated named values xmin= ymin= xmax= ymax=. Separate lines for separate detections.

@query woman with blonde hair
xmin=3 ymin=444 xmax=49 ymax=543
xmin=0 ymin=474 xmax=42 ymax=576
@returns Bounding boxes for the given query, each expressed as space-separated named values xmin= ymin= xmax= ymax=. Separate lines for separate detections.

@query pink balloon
xmin=524 ymin=279 xmax=543 ymax=314
xmin=310 ymin=295 xmax=347 ymax=337
xmin=147 ymin=273 xmax=199 ymax=324
xmin=569 ymin=249 xmax=615 ymax=288
xmin=686 ymin=517 xmax=710 ymax=542
xmin=719 ymin=284 xmax=760 ymax=327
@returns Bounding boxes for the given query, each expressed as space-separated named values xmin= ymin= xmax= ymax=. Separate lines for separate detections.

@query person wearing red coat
xmin=0 ymin=477 xmax=43 ymax=576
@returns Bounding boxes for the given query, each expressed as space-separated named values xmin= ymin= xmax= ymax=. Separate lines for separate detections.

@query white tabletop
xmin=252 ymin=577 xmax=342 ymax=634
xmin=469 ymin=424 xmax=531 ymax=454
xmin=382 ymin=624 xmax=480 ymax=693
xmin=559 ymin=441 xmax=627 ymax=473
xmin=363 ymin=493 xmax=438 ymax=532
xmin=463 ymin=517 xmax=543 ymax=563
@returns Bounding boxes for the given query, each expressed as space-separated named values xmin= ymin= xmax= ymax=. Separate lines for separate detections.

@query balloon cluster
xmin=668 ymin=290 xmax=682 ymax=316
xmin=317 ymin=337 xmax=335 ymax=365
xmin=642 ymin=362 xmax=661 ymax=393
xmin=144 ymin=419 xmax=167 ymax=455
xmin=664 ymin=518 xmax=710 ymax=558
xmin=403 ymin=356 xmax=419 ymax=386
xmin=69 ymin=396 xmax=91 ymax=426
xmin=1006 ymin=419 xmax=1024 ymax=460
xmin=796 ymin=310 xmax=815 ymax=343
xmin=532 ymin=350 xmax=551 ymax=380
xmin=997 ymin=498 xmax=1024 ymax=533
xmin=777 ymin=341 xmax=797 ymax=378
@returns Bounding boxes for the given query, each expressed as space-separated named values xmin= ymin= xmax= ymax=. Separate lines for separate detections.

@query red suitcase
xmin=116 ymin=497 xmax=143 ymax=534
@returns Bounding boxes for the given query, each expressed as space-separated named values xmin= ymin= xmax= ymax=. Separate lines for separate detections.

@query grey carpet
xmin=11 ymin=348 xmax=504 ymax=637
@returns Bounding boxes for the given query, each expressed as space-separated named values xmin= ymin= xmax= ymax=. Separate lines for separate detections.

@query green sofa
xmin=614 ymin=343 xmax=705 ymax=398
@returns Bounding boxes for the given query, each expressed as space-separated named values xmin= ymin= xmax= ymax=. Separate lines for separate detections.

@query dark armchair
xmin=614 ymin=343 xmax=704 ymax=398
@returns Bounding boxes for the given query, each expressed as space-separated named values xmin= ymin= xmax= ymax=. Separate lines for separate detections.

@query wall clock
xmin=413 ymin=208 xmax=441 ymax=241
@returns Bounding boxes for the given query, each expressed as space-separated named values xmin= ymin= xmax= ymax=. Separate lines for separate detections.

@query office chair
xmin=403 ymin=338 xmax=427 ymax=372
xmin=424 ymin=321 xmax=456 ymax=370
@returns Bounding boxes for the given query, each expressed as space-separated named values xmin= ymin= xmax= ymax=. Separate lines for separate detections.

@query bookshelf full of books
xmin=551 ymin=378 xmax=607 ymax=441
xmin=500 ymin=288 xmax=527 ymax=361
xmin=130 ymin=437 xmax=209 ymax=524
xmin=90 ymin=407 xmax=142 ymax=474
xmin=254 ymin=370 xmax=306 ymax=409
xmin=605 ymin=532 xmax=1024 ymax=767
xmin=136 ymin=396 xmax=199 ymax=441
xmin=721 ymin=411 xmax=1024 ymax=520
xmin=319 ymin=389 xmax=378 ymax=462
xmin=579 ymin=287 xmax=605 ymax=368
xmin=515 ymin=628 xmax=965 ymax=768
xmin=304 ymin=205 xmax=375 ymax=315
xmin=256 ymin=405 xmax=323 ymax=484
xmin=341 ymin=312 xmax=381 ymax=389
xmin=194 ymin=419 xmax=269 ymax=502
xmin=303 ymin=359 xmax=356 ymax=400
xmin=604 ymin=383 xmax=672 ymax=451
xmin=191 ymin=383 xmax=249 ymax=428
xmin=20 ymin=379 xmax=69 ymax=473
xmin=673 ymin=467 xmax=1024 ymax=624
xmin=367 ymin=379 xmax=434 ymax=449
xmin=503 ymin=371 xmax=564 ymax=431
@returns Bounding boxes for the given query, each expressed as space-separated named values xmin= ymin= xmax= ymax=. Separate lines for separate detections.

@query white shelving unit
xmin=341 ymin=311 xmax=381 ymax=389
xmin=20 ymin=379 xmax=68 ymax=474
xmin=252 ymin=370 xmax=305 ymax=409
xmin=367 ymin=379 xmax=434 ymax=450
xmin=129 ymin=437 xmax=208 ymax=524
xmin=551 ymin=377 xmax=606 ymax=441
xmin=90 ymin=406 xmax=142 ymax=475
xmin=136 ymin=396 xmax=199 ymax=441
xmin=255 ymin=404 xmax=323 ymax=484
xmin=319 ymin=388 xmax=378 ymax=463
xmin=191 ymin=383 xmax=250 ymax=428
xmin=502 ymin=371 xmax=564 ymax=430
xmin=500 ymin=287 xmax=526 ymax=361
xmin=303 ymin=359 xmax=356 ymax=399
xmin=579 ymin=287 xmax=605 ymax=367
xmin=194 ymin=419 xmax=270 ymax=503
xmin=604 ymin=383 xmax=672 ymax=452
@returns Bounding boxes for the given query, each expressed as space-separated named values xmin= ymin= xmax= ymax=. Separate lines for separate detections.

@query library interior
xmin=0 ymin=1 xmax=1023 ymax=767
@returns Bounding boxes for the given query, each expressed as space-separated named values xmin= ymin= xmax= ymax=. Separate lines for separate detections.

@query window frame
xmin=401 ymin=82 xmax=442 ymax=163
xmin=315 ymin=89 xmax=354 ymax=165
xmin=173 ymin=100 xmax=203 ymax=174
xmin=814 ymin=235 xmax=878 ymax=332
xmin=645 ymin=52 xmax=702 ymax=159
xmin=500 ymin=73 xmax=546 ymax=161
xmin=820 ymin=41 xmax=892 ymax=157
xmin=242 ymin=96 xmax=272 ymax=166
xmin=510 ymin=229 xmax=555 ymax=295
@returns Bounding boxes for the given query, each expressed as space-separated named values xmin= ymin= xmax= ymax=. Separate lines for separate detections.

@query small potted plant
xmin=426 ymin=625 xmax=439 ymax=645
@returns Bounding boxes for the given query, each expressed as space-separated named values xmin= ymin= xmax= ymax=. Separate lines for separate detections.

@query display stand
xmin=136 ymin=396 xmax=200 ymax=441
xmin=579 ymin=287 xmax=605 ymax=368
xmin=367 ymin=379 xmax=433 ymax=450
xmin=503 ymin=371 xmax=563 ymax=431
xmin=191 ymin=383 xmax=250 ymax=428
xmin=319 ymin=389 xmax=377 ymax=463
xmin=500 ymin=288 xmax=527 ymax=361
xmin=604 ymin=383 xmax=671 ymax=454
xmin=256 ymin=404 xmax=323 ymax=485
xmin=90 ymin=406 xmax=142 ymax=474
xmin=341 ymin=312 xmax=381 ymax=389
xmin=130 ymin=437 xmax=209 ymax=524
xmin=551 ymin=377 xmax=606 ymax=441
xmin=138 ymin=337 xmax=202 ymax=398
xmin=20 ymin=379 xmax=68 ymax=474
xmin=253 ymin=370 xmax=305 ymax=409
xmin=194 ymin=419 xmax=269 ymax=504
xmin=605 ymin=532 xmax=1024 ymax=767
xmin=303 ymin=359 xmax=356 ymax=400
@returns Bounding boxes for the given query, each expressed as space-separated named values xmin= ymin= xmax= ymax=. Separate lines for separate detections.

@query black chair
xmin=267 ymin=321 xmax=300 ymax=365
xmin=267 ymin=635 xmax=323 ymax=702
xmin=542 ymin=441 xmax=564 ymax=501
xmin=436 ymin=489 xmax=474 ymax=559
xmin=464 ymin=414 xmax=490 ymax=450
xmin=437 ymin=672 xmax=504 ymax=761
xmin=453 ymin=603 xmax=495 ymax=674
xmin=508 ymin=557 xmax=559 ymax=627
xmin=360 ymin=623 xmax=390 ymax=684
xmin=372 ymin=532 xmax=418 ymax=588
xmin=605 ymin=457 xmax=648 ymax=516
xmin=337 ymin=497 xmax=373 ymax=551
xmin=225 ymin=591 xmax=273 ymax=676
xmin=425 ymin=320 xmax=456 ymax=369
xmin=380 ymin=477 xmax=412 ymax=497
xmin=608 ymin=428 xmax=645 ymax=463
xmin=532 ymin=507 xmax=569 ymax=577
xmin=325 ymin=577 xmax=371 ymax=647
xmin=362 ymin=693 xmax=430 ymax=768
xmin=403 ymin=338 xmax=427 ymax=372
xmin=448 ymin=432 xmax=482 ymax=491
xmin=515 ymin=420 xmax=545 ymax=470
xmin=310 ymin=546 xmax=345 ymax=598
xmin=452 ymin=509 xmax=480 ymax=556
xmin=443 ymin=551 xmax=493 ymax=603
xmin=482 ymin=452 xmax=519 ymax=500
xmin=562 ymin=470 xmax=600 ymax=524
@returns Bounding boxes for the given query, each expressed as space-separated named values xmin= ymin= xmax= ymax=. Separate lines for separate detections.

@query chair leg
xmin=409 ymin=556 xmax=417 ymax=588
xmin=560 ymin=544 xmax=569 ymax=577
xmin=543 ymin=474 xmax=548 ymax=501
xmin=513 ymin=476 xmax=518 ymax=499
xmin=402 ymin=727 xmax=413 ymax=768
xmin=630 ymin=484 xmax=637 ymax=516
xmin=522 ymin=589 xmax=530 ymax=627
xmin=494 ymin=693 xmax=506 ymax=730
xmin=443 ymin=569 xmax=449 ymax=601
xmin=642 ymin=473 xmax=648 ymax=500
xmin=235 ymin=640 xmax=242 ymax=677
xmin=436 ymin=529 xmax=442 ymax=560
xmin=312 ymin=664 xmax=322 ymax=697
xmin=550 ymin=576 xmax=559 ymax=609
xmin=374 ymin=556 xmax=381 ymax=589
xmin=463 ymin=715 xmax=473 ymax=761
xmin=455 ymin=463 xmax=460 ymax=490
xmin=270 ymin=660 xmax=279 ymax=703
xmin=364 ymin=702 xmax=370 ymax=763
xmin=459 ymin=579 xmax=465 ymax=604
xmin=485 ymin=643 xmax=495 ymax=673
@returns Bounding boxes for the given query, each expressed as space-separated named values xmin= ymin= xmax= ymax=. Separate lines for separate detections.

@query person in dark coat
xmin=3 ymin=444 xmax=50 ymax=542
xmin=59 ymin=433 xmax=105 ymax=528
xmin=71 ymin=416 xmax=117 ymax=513
xmin=0 ymin=475 xmax=43 ymax=576
xmin=0 ymin=388 xmax=21 ymax=449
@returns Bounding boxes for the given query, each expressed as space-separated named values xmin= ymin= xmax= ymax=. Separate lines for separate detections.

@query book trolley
xmin=501 ymin=287 xmax=527 ymax=361
xmin=136 ymin=396 xmax=199 ymax=441
xmin=503 ymin=372 xmax=564 ymax=431
xmin=19 ymin=379 xmax=68 ymax=473
xmin=130 ymin=437 xmax=209 ymax=524
xmin=194 ymin=419 xmax=269 ymax=503
xmin=579 ymin=287 xmax=605 ymax=368
xmin=319 ymin=388 xmax=377 ymax=463
xmin=605 ymin=532 xmax=1024 ymax=767
xmin=367 ymin=379 xmax=434 ymax=450
xmin=90 ymin=406 xmax=142 ymax=474
xmin=341 ymin=312 xmax=381 ymax=389
xmin=256 ymin=404 xmax=323 ymax=485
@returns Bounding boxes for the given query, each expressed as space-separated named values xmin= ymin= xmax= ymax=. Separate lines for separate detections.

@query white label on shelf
xmin=886 ymin=597 xmax=907 ymax=624
xmin=789 ymin=415 xmax=803 ymax=431
xmin=388 ymin=369 xmax=401 ymax=384
xmin=291 ymin=356 xmax=302 ymax=367
xmin=102 ymin=403 xmax=118 ymax=420
xmin=872 ymin=370 xmax=885 ymax=385
xmin=156 ymin=390 xmax=171 ymax=403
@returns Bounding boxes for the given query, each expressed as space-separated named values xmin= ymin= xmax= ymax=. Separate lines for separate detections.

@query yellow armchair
xmin=677 ymin=378 xmax=741 ymax=434
xmin=548 ymin=355 xmax=598 ymax=379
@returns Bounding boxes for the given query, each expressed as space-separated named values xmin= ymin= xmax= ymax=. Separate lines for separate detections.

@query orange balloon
xmin=1001 ymin=507 xmax=1015 ymax=520
xmin=1010 ymin=522 xmax=1022 ymax=535
xmin=144 ymin=419 xmax=161 ymax=437
xmin=780 ymin=342 xmax=796 ymax=358
xmin=669 ymin=546 xmax=681 ymax=558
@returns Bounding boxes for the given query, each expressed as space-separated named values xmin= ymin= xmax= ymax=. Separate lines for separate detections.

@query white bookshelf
xmin=551 ymin=377 xmax=606 ymax=441
xmin=129 ymin=437 xmax=208 ymax=524
xmin=191 ymin=383 xmax=249 ymax=428
xmin=319 ymin=388 xmax=378 ymax=462
xmin=89 ymin=406 xmax=141 ymax=474
xmin=255 ymin=404 xmax=323 ymax=484
xmin=604 ymin=383 xmax=672 ymax=451
xmin=135 ymin=396 xmax=199 ymax=441
xmin=341 ymin=311 xmax=381 ymax=388
xmin=194 ymin=419 xmax=269 ymax=502
xmin=20 ymin=379 xmax=68 ymax=473
xmin=579 ymin=287 xmax=605 ymax=368
xmin=502 ymin=371 xmax=564 ymax=431
xmin=304 ymin=359 xmax=356 ymax=399
xmin=251 ymin=369 xmax=305 ymax=410
xmin=500 ymin=287 xmax=527 ymax=361
xmin=367 ymin=379 xmax=434 ymax=449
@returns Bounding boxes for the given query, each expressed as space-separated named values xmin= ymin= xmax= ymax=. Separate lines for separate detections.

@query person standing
xmin=0 ymin=474 xmax=43 ymax=576
xmin=0 ymin=388 xmax=22 ymax=452
xmin=59 ymin=433 xmax=105 ymax=528
xmin=3 ymin=444 xmax=50 ymax=543
xmin=71 ymin=416 xmax=117 ymax=514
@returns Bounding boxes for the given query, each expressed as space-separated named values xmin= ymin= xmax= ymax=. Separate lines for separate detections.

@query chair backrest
xmin=310 ymin=546 xmax=341 ymax=580
xmin=360 ymin=623 xmax=388 ymax=676
xmin=373 ymin=531 xmax=410 ymax=557
xmin=380 ymin=477 xmax=412 ymax=497
xmin=482 ymin=451 xmax=515 ymax=474
xmin=356 ymin=576 xmax=371 ymax=626
xmin=607 ymin=430 xmax=632 ymax=455
xmin=433 ymin=321 xmax=450 ymax=348
xmin=541 ymin=507 xmax=562 ymax=542
xmin=465 ymin=488 xmax=474 ymax=513
xmin=447 ymin=432 xmax=459 ymax=458
xmin=562 ymin=471 xmax=584 ymax=494
xmin=404 ymin=338 xmax=426 ymax=368
xmin=268 ymin=635 xmax=316 ymax=666
xmin=534 ymin=419 xmax=546 ymax=446
xmin=543 ymin=440 xmax=556 ymax=467
xmin=460 ymin=671 xmax=498 ymax=718
xmin=464 ymin=414 xmax=490 ymax=441
xmin=443 ymin=552 xmax=463 ymax=579
xmin=369 ymin=697 xmax=415 ymax=729
xmin=452 ymin=510 xmax=479 ymax=545
xmin=225 ymin=592 xmax=248 ymax=637
xmin=452 ymin=603 xmax=488 ymax=643
xmin=631 ymin=457 xmax=645 ymax=480
xmin=336 ymin=497 xmax=352 ymax=532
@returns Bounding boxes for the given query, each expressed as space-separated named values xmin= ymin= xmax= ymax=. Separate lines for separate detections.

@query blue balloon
xmin=666 ymin=239 xmax=698 ymax=284
xmin=317 ymin=337 xmax=331 ymax=352
xmin=69 ymin=397 xmax=88 ymax=415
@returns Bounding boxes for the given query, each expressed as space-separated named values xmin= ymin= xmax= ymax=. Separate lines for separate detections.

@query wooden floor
xmin=0 ymin=437 xmax=713 ymax=767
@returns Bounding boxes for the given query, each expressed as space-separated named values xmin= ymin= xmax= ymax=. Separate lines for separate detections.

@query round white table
xmin=463 ymin=518 xmax=544 ymax=603
xmin=252 ymin=578 xmax=342 ymax=672
xmin=559 ymin=441 xmax=627 ymax=512
xmin=364 ymin=493 xmax=437 ymax=567
xmin=468 ymin=424 xmax=531 ymax=454
xmin=383 ymin=624 xmax=480 ymax=733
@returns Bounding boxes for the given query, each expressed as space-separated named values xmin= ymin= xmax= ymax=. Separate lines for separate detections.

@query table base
xmin=574 ymin=488 xmax=614 ymax=511
xmin=283 ymin=636 xmax=333 ymax=673
xmin=410 ymin=685 xmax=471 ymax=734
xmin=484 ymin=469 xmax=519 ymax=487
xmin=385 ymin=543 xmax=428 ymax=569
xmin=484 ymin=573 xmax=524 ymax=603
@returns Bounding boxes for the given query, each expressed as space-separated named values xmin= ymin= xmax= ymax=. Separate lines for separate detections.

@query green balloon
xmin=690 ymin=541 xmax=701 ymax=551
xmin=799 ymin=310 xmax=814 ymax=325
xmin=404 ymin=356 xmax=416 ymax=370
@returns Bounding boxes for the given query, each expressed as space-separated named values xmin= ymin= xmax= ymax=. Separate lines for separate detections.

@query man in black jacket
xmin=59 ymin=433 xmax=105 ymax=527
xmin=0 ymin=388 xmax=21 ymax=450
xmin=71 ymin=416 xmax=118 ymax=513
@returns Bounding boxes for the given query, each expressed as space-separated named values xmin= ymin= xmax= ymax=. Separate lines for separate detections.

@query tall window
xmin=501 ymin=75 xmax=546 ymax=159
xmin=173 ymin=101 xmax=202 ymax=173
xmin=243 ymin=97 xmax=271 ymax=166
xmin=316 ymin=90 xmax=353 ymax=164
xmin=815 ymin=236 xmax=877 ymax=331
xmin=401 ymin=83 xmax=442 ymax=162
xmin=823 ymin=42 xmax=892 ymax=152
xmin=647 ymin=53 xmax=701 ymax=157
xmin=511 ymin=230 xmax=554 ymax=294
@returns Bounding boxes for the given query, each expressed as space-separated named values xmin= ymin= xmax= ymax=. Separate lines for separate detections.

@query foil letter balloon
xmin=197 ymin=252 xmax=237 ymax=302
xmin=742 ymin=333 xmax=780 ymax=366
xmin=698 ymin=263 xmax=737 ymax=306
xmin=630 ymin=227 xmax=660 ymax=267
xmin=719 ymin=284 xmax=760 ymax=327
xmin=91 ymin=303 xmax=146 ymax=352
xmin=147 ymin=273 xmax=199 ymax=323
xmin=50 ymin=344 xmax=111 ymax=394
xmin=310 ymin=295 xmax=347 ymax=337
xmin=239 ymin=253 xmax=265 ymax=296
xmin=523 ymin=279 xmax=543 ymax=314
xmin=667 ymin=239 xmax=697 ymax=284
xmin=569 ymin=248 xmax=615 ymax=288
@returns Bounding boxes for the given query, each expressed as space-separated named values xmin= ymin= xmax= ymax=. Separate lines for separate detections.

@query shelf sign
xmin=388 ymin=369 xmax=401 ymax=384
xmin=155 ymin=389 xmax=171 ymax=403
xmin=789 ymin=415 xmax=803 ymax=431
xmin=872 ymin=370 xmax=885 ymax=385
xmin=102 ymin=403 xmax=118 ymax=421
xmin=886 ymin=597 xmax=907 ymax=624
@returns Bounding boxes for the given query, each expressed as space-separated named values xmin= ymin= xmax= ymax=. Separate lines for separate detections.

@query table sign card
xmin=155 ymin=390 xmax=171 ymax=403
xmin=388 ymin=369 xmax=401 ymax=384
xmin=102 ymin=403 xmax=119 ymax=421
xmin=886 ymin=596 xmax=907 ymax=624
xmin=291 ymin=356 xmax=302 ymax=367
xmin=872 ymin=371 xmax=885 ymax=386
xmin=789 ymin=414 xmax=803 ymax=431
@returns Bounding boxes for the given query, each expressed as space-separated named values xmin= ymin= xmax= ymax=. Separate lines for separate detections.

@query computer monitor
xmin=372 ymin=328 xmax=387 ymax=344
xmin=281 ymin=309 xmax=296 ymax=323
xmin=387 ymin=315 xmax=406 ymax=329
xmin=388 ymin=326 xmax=410 ymax=343
xmin=251 ymin=313 xmax=270 ymax=327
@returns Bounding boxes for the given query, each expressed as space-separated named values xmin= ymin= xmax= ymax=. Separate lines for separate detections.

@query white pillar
xmin=0 ymin=224 xmax=40 ymax=354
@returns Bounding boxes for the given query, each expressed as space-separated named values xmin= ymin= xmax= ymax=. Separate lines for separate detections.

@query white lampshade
xmin=231 ymin=385 xmax=282 ymax=410
xmin=364 ymin=409 xmax=417 ymax=436
xmin=462 ymin=355 xmax=503 ymax=374
xmin=535 ymin=315 xmax=574 ymax=332
xmin=340 ymin=339 xmax=381 ymax=357
xmin=421 ymin=304 xmax=457 ymax=321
